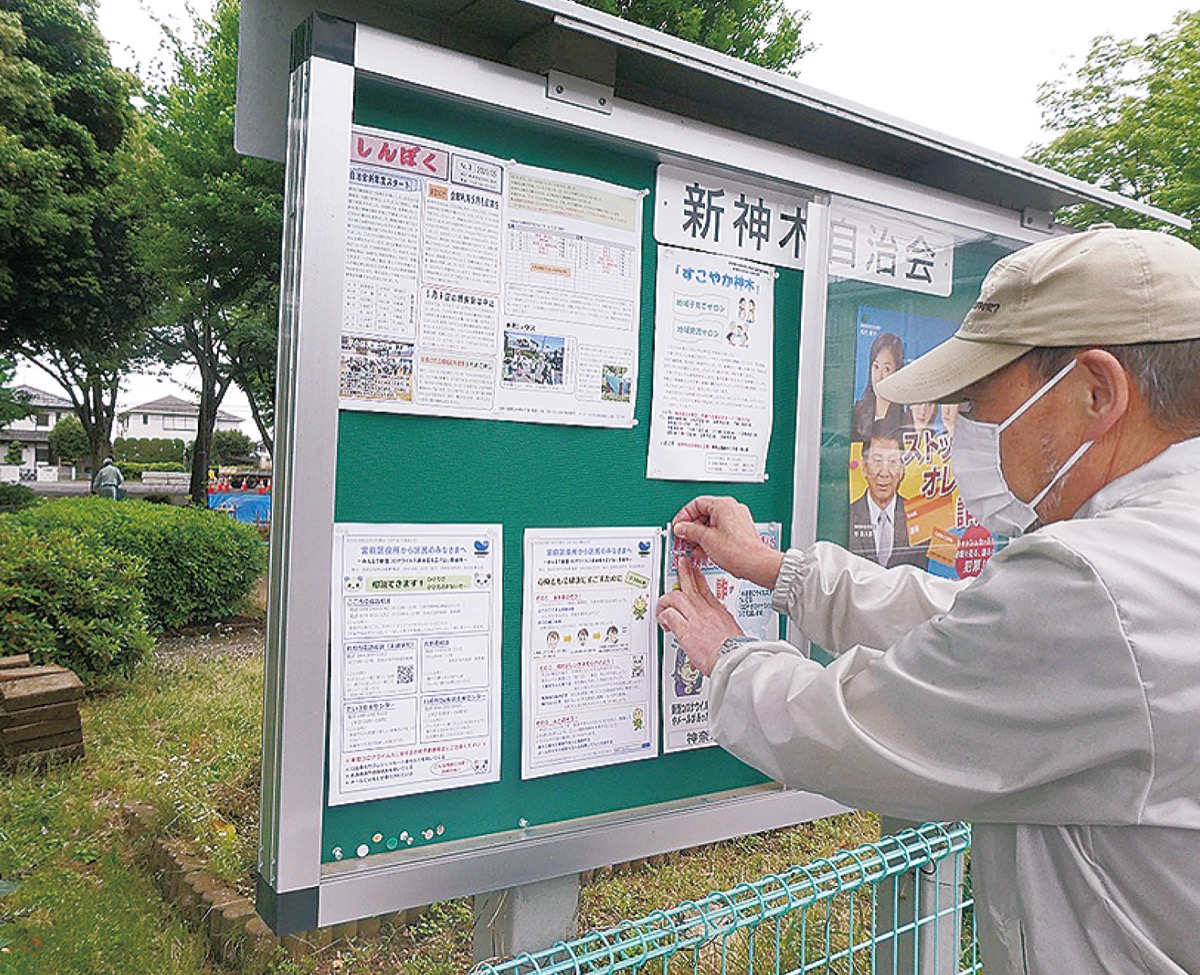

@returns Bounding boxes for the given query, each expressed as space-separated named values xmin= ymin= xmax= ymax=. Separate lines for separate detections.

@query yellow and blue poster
xmin=849 ymin=305 xmax=1001 ymax=580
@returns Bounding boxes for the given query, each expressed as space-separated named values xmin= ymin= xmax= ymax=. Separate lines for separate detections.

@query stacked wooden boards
xmin=0 ymin=655 xmax=84 ymax=769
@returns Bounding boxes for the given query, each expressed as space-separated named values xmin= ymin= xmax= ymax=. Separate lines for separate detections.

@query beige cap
xmin=876 ymin=225 xmax=1200 ymax=404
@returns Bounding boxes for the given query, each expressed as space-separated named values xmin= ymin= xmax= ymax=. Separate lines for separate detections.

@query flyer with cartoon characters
xmin=521 ymin=527 xmax=661 ymax=778
xmin=661 ymin=522 xmax=781 ymax=753
xmin=328 ymin=523 xmax=502 ymax=805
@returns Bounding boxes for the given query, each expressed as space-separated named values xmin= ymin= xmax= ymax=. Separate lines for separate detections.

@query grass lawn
xmin=0 ymin=629 xmax=879 ymax=975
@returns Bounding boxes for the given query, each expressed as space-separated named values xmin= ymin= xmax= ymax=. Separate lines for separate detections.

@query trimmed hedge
xmin=14 ymin=498 xmax=266 ymax=630
xmin=0 ymin=522 xmax=154 ymax=683
xmin=0 ymin=482 xmax=38 ymax=510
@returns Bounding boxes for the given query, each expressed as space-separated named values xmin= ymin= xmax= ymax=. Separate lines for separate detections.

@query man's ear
xmin=1074 ymin=349 xmax=1129 ymax=441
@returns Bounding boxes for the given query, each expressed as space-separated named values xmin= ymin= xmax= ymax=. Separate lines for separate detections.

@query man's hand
xmin=657 ymin=558 xmax=744 ymax=676
xmin=672 ymin=496 xmax=785 ymax=589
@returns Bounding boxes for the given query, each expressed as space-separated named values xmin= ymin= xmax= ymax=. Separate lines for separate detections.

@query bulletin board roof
xmin=236 ymin=0 xmax=1188 ymax=229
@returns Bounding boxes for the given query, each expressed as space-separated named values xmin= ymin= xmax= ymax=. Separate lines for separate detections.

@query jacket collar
xmin=1076 ymin=435 xmax=1200 ymax=519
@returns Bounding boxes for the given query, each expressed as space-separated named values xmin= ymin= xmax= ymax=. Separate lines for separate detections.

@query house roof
xmin=0 ymin=428 xmax=50 ymax=444
xmin=125 ymin=395 xmax=242 ymax=423
xmin=11 ymin=384 xmax=72 ymax=410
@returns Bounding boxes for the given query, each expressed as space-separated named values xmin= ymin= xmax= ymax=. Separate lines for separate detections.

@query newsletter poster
xmin=647 ymin=245 xmax=775 ymax=482
xmin=848 ymin=306 xmax=1001 ymax=579
xmin=328 ymin=524 xmax=502 ymax=806
xmin=522 ymin=528 xmax=661 ymax=779
xmin=498 ymin=165 xmax=643 ymax=427
xmin=661 ymin=523 xmax=781 ymax=753
xmin=339 ymin=125 xmax=642 ymax=428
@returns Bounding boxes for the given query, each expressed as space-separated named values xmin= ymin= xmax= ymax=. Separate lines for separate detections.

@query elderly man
xmin=657 ymin=225 xmax=1200 ymax=975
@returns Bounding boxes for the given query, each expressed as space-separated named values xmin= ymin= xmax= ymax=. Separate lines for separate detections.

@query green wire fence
xmin=474 ymin=821 xmax=979 ymax=975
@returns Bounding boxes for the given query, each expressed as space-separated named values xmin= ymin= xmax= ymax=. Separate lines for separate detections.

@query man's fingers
xmin=657 ymin=606 xmax=685 ymax=633
xmin=657 ymin=589 xmax=692 ymax=617
xmin=674 ymin=495 xmax=719 ymax=527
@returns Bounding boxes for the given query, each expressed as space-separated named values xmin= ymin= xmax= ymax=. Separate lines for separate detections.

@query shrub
xmin=13 ymin=498 xmax=267 ymax=630
xmin=0 ymin=522 xmax=154 ymax=683
xmin=4 ymin=441 xmax=22 ymax=465
xmin=48 ymin=415 xmax=89 ymax=464
xmin=0 ymin=482 xmax=38 ymax=511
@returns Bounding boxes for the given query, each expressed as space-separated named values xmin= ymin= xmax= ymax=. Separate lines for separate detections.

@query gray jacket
xmin=711 ymin=436 xmax=1200 ymax=974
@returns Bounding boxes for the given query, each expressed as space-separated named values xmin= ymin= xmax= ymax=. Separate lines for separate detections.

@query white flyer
xmin=339 ymin=125 xmax=643 ymax=428
xmin=498 ymin=165 xmax=642 ymax=427
xmin=328 ymin=523 xmax=502 ymax=805
xmin=647 ymin=245 xmax=775 ymax=481
xmin=522 ymin=527 xmax=661 ymax=778
xmin=661 ymin=523 xmax=781 ymax=753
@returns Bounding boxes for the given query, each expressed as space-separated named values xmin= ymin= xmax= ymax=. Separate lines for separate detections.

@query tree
xmin=1030 ymin=11 xmax=1200 ymax=246
xmin=48 ymin=413 xmax=87 ymax=463
xmin=4 ymin=440 xmax=22 ymax=464
xmin=0 ymin=0 xmax=138 ymax=347
xmin=210 ymin=428 xmax=255 ymax=466
xmin=580 ymin=0 xmax=812 ymax=72
xmin=138 ymin=0 xmax=283 ymax=504
xmin=0 ymin=0 xmax=151 ymax=469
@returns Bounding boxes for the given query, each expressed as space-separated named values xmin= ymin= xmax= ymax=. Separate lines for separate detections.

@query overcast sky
xmin=18 ymin=0 xmax=1190 ymax=426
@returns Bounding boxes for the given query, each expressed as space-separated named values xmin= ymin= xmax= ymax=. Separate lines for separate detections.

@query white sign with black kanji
xmin=655 ymin=164 xmax=810 ymax=270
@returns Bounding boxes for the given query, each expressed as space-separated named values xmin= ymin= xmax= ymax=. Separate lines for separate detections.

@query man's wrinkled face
xmin=957 ymin=358 xmax=1075 ymax=508
xmin=863 ymin=437 xmax=904 ymax=506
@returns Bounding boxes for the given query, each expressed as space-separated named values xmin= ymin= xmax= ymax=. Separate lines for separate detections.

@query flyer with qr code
xmin=328 ymin=523 xmax=502 ymax=805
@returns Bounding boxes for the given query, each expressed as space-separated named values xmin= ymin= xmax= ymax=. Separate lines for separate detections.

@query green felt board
xmin=322 ymin=77 xmax=806 ymax=862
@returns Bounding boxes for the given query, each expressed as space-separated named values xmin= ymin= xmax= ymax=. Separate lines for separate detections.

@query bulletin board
xmin=324 ymin=76 xmax=806 ymax=862
xmin=254 ymin=11 xmax=1064 ymax=934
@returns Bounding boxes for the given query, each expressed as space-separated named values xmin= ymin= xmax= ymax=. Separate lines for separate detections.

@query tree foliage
xmin=0 ymin=355 xmax=31 ymax=425
xmin=210 ymin=428 xmax=255 ymax=466
xmin=48 ymin=412 xmax=88 ymax=462
xmin=0 ymin=0 xmax=140 ymax=347
xmin=1031 ymin=10 xmax=1200 ymax=245
xmin=137 ymin=0 xmax=283 ymax=504
xmin=0 ymin=0 xmax=152 ymax=469
xmin=580 ymin=0 xmax=812 ymax=72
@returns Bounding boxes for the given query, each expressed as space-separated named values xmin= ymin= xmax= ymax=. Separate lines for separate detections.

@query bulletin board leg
xmin=472 ymin=874 xmax=581 ymax=963
xmin=876 ymin=816 xmax=963 ymax=974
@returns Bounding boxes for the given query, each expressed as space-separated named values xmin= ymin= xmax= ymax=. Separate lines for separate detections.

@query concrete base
xmin=472 ymin=873 xmax=581 ymax=963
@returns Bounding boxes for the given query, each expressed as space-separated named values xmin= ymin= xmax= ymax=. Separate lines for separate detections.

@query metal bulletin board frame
xmin=257 ymin=11 xmax=1061 ymax=934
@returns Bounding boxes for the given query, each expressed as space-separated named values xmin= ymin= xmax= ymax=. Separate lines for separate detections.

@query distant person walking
xmin=92 ymin=457 xmax=124 ymax=500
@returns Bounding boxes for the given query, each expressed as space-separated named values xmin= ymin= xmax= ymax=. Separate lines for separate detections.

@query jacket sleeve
xmin=711 ymin=533 xmax=1154 ymax=824
xmin=772 ymin=542 xmax=968 ymax=655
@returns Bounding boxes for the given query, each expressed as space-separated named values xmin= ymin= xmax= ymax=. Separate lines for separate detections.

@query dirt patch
xmin=155 ymin=618 xmax=265 ymax=660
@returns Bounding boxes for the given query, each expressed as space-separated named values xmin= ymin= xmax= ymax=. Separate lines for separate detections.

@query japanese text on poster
xmin=655 ymin=164 xmax=809 ymax=270
xmin=522 ymin=528 xmax=661 ymax=778
xmin=329 ymin=524 xmax=502 ymax=806
xmin=339 ymin=126 xmax=643 ymax=428
xmin=849 ymin=306 xmax=1002 ymax=579
xmin=647 ymin=246 xmax=775 ymax=482
xmin=662 ymin=523 xmax=781 ymax=753
xmin=828 ymin=199 xmax=955 ymax=297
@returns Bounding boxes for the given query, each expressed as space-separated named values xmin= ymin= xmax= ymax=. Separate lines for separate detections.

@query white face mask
xmin=951 ymin=359 xmax=1094 ymax=537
